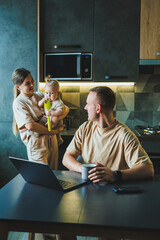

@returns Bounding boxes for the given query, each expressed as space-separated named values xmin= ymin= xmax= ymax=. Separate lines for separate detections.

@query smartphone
xmin=113 ymin=185 xmax=143 ymax=194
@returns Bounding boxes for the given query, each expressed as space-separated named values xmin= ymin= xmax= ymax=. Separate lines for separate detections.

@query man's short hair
xmin=89 ymin=86 xmax=115 ymax=109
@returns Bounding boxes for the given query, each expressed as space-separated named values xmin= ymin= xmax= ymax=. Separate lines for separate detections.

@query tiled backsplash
xmin=39 ymin=66 xmax=160 ymax=130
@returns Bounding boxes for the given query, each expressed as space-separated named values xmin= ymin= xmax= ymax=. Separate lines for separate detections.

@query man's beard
xmin=88 ymin=113 xmax=99 ymax=121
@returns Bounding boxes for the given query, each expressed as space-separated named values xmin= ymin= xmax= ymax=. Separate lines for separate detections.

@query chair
xmin=29 ymin=232 xmax=35 ymax=240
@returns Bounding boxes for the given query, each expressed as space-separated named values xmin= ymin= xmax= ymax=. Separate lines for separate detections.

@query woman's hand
xmin=50 ymin=124 xmax=64 ymax=135
xmin=25 ymin=121 xmax=64 ymax=136
xmin=88 ymin=162 xmax=117 ymax=183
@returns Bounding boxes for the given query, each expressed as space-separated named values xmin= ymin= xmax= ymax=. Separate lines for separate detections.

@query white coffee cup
xmin=81 ymin=163 xmax=97 ymax=180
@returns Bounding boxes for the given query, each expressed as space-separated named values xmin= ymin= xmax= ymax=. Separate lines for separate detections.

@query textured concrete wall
xmin=0 ymin=0 xmax=37 ymax=187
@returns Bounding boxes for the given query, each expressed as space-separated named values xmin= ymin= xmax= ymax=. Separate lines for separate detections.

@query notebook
xmin=9 ymin=156 xmax=88 ymax=192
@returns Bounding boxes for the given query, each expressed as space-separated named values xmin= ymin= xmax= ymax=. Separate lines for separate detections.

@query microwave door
xmin=56 ymin=54 xmax=81 ymax=80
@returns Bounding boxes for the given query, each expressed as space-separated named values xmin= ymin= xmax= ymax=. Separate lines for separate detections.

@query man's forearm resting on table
xmin=121 ymin=163 xmax=154 ymax=181
xmin=63 ymin=151 xmax=154 ymax=183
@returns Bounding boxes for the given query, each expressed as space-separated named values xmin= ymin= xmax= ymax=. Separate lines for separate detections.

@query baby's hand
xmin=46 ymin=110 xmax=51 ymax=116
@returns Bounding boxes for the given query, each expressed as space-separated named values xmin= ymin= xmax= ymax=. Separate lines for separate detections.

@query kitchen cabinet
xmin=94 ymin=0 xmax=140 ymax=82
xmin=40 ymin=0 xmax=140 ymax=82
xmin=40 ymin=0 xmax=94 ymax=53
xmin=140 ymin=0 xmax=160 ymax=61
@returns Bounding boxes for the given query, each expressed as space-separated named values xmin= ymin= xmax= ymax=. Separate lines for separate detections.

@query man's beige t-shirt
xmin=13 ymin=92 xmax=44 ymax=145
xmin=67 ymin=120 xmax=152 ymax=170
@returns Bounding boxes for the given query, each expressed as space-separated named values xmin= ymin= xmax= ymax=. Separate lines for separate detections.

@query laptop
xmin=9 ymin=156 xmax=88 ymax=192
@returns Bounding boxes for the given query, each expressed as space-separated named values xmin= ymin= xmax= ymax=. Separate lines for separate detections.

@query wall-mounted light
xmin=59 ymin=82 xmax=135 ymax=86
xmin=39 ymin=82 xmax=135 ymax=89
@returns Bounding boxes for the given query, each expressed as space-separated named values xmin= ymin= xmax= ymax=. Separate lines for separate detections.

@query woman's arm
xmin=24 ymin=121 xmax=64 ymax=135
xmin=58 ymin=105 xmax=69 ymax=120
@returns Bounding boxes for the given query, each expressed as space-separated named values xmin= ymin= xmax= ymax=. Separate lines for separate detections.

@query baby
xmin=38 ymin=78 xmax=66 ymax=145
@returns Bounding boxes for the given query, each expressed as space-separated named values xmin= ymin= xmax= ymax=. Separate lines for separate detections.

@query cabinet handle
xmin=54 ymin=45 xmax=81 ymax=49
xmin=157 ymin=52 xmax=160 ymax=56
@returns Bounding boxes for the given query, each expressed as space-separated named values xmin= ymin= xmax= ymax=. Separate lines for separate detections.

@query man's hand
xmin=88 ymin=162 xmax=117 ymax=183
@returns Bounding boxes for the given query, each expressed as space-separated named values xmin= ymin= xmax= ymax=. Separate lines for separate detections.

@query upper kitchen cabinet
xmin=140 ymin=0 xmax=160 ymax=65
xmin=94 ymin=0 xmax=140 ymax=82
xmin=40 ymin=0 xmax=94 ymax=52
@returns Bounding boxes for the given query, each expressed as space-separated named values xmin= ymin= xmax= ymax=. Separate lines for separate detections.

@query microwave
xmin=44 ymin=52 xmax=92 ymax=81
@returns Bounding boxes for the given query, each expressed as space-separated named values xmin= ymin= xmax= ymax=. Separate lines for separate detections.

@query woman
xmin=12 ymin=68 xmax=69 ymax=169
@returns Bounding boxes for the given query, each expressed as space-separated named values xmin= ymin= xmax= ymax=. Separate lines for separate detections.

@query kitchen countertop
xmin=132 ymin=128 xmax=160 ymax=155
xmin=62 ymin=128 xmax=160 ymax=139
xmin=132 ymin=129 xmax=160 ymax=141
xmin=61 ymin=128 xmax=77 ymax=136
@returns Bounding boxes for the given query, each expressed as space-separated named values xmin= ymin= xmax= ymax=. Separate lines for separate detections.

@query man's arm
xmin=88 ymin=162 xmax=154 ymax=183
xmin=120 ymin=163 xmax=154 ymax=180
xmin=62 ymin=150 xmax=82 ymax=172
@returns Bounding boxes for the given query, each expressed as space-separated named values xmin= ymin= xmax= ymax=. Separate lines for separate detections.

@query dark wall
xmin=0 ymin=0 xmax=37 ymax=187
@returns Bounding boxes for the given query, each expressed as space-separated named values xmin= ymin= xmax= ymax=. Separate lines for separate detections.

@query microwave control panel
xmin=81 ymin=54 xmax=92 ymax=80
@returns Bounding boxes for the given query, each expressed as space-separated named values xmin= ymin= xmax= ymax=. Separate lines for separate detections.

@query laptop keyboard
xmin=59 ymin=179 xmax=76 ymax=189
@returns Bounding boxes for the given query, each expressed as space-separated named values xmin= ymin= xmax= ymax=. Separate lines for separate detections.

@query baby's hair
xmin=45 ymin=77 xmax=60 ymax=92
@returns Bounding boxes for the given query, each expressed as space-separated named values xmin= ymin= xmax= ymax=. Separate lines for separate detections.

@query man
xmin=63 ymin=86 xmax=154 ymax=182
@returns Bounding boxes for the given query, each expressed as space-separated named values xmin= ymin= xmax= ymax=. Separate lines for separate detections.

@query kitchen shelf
xmin=62 ymin=100 xmax=79 ymax=110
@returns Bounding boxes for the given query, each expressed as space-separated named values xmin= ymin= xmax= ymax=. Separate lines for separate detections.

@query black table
xmin=0 ymin=171 xmax=160 ymax=240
